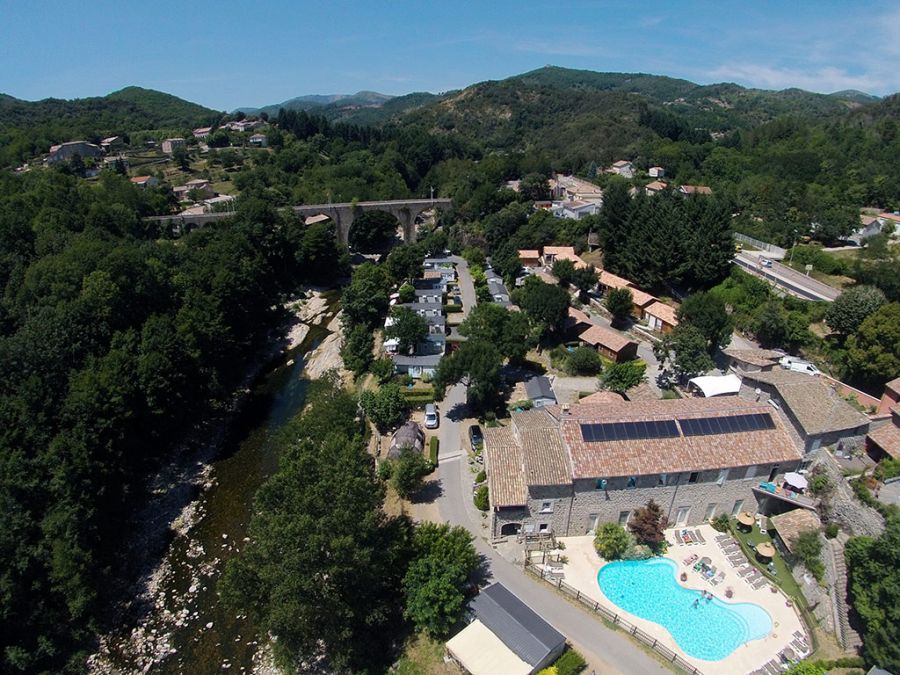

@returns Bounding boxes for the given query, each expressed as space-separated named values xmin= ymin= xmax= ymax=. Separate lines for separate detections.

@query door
xmin=588 ymin=514 xmax=600 ymax=534
xmin=675 ymin=506 xmax=691 ymax=527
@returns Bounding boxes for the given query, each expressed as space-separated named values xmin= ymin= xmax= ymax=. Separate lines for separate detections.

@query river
xmin=92 ymin=295 xmax=339 ymax=674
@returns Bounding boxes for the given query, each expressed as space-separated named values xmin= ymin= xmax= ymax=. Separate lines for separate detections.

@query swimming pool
xmin=597 ymin=558 xmax=772 ymax=661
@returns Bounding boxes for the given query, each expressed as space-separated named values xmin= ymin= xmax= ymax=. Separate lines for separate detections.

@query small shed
xmin=387 ymin=421 xmax=425 ymax=459
xmin=577 ymin=325 xmax=638 ymax=362
xmin=769 ymin=509 xmax=822 ymax=555
xmin=524 ymin=375 xmax=557 ymax=408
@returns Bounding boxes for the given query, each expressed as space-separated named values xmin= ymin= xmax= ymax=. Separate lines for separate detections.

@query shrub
xmin=391 ymin=447 xmax=432 ymax=499
xmin=429 ymin=436 xmax=439 ymax=466
xmin=445 ymin=304 xmax=463 ymax=313
xmin=794 ymin=529 xmax=825 ymax=581
xmin=875 ymin=458 xmax=900 ymax=481
xmin=808 ymin=471 xmax=833 ymax=496
xmin=475 ymin=470 xmax=486 ymax=483
xmin=510 ymin=399 xmax=534 ymax=411
xmin=473 ymin=485 xmax=489 ymax=511
xmin=825 ymin=523 xmax=839 ymax=539
xmin=566 ymin=346 xmax=603 ymax=375
xmin=711 ymin=513 xmax=731 ymax=532
xmin=593 ymin=522 xmax=631 ymax=560
xmin=369 ymin=357 xmax=395 ymax=384
xmin=554 ymin=648 xmax=587 ymax=675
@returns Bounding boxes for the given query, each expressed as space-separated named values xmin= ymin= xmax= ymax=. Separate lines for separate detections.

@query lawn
xmin=394 ymin=633 xmax=460 ymax=675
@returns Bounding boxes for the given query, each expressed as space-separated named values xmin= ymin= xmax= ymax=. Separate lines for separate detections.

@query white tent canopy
xmin=446 ymin=620 xmax=532 ymax=675
xmin=689 ymin=374 xmax=742 ymax=398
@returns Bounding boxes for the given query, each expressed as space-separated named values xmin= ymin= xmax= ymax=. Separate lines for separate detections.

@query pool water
xmin=597 ymin=558 xmax=772 ymax=661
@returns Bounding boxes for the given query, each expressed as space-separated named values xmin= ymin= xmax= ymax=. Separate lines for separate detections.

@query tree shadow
xmin=410 ymin=479 xmax=443 ymax=504
xmin=445 ymin=400 xmax=469 ymax=422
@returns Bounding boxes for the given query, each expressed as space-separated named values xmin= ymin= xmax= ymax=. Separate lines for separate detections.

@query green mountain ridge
xmin=236 ymin=90 xmax=395 ymax=117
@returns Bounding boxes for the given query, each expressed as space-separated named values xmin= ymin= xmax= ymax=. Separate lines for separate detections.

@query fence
xmin=734 ymin=232 xmax=787 ymax=257
xmin=524 ymin=560 xmax=705 ymax=675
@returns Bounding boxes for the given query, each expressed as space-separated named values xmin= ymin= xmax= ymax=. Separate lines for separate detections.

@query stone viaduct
xmin=143 ymin=198 xmax=452 ymax=245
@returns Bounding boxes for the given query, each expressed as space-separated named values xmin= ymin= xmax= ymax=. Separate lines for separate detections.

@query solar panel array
xmin=581 ymin=420 xmax=680 ymax=442
xmin=580 ymin=412 xmax=775 ymax=442
xmin=678 ymin=413 xmax=775 ymax=437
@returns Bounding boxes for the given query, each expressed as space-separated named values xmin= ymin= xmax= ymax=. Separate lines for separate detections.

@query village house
xmin=192 ymin=127 xmax=213 ymax=139
xmin=541 ymin=246 xmax=588 ymax=269
xmin=607 ymin=160 xmax=635 ymax=179
xmin=596 ymin=269 xmax=632 ymax=293
xmin=549 ymin=174 xmax=604 ymax=201
xmin=552 ymin=198 xmax=601 ymax=221
xmin=643 ymin=180 xmax=668 ymax=195
xmin=565 ymin=307 xmax=592 ymax=336
xmin=161 ymin=138 xmax=185 ymax=155
xmin=739 ymin=370 xmax=870 ymax=453
xmin=643 ymin=301 xmax=679 ymax=333
xmin=387 ymin=421 xmax=425 ymax=459
xmin=46 ymin=141 xmax=101 ymax=164
xmin=877 ymin=377 xmax=900 ymax=414
xmin=648 ymin=166 xmax=665 ymax=178
xmin=524 ymin=375 xmax=557 ymax=409
xmin=249 ymin=133 xmax=268 ymax=147
xmin=483 ymin=398 xmax=803 ymax=539
xmin=518 ymin=249 xmax=541 ymax=268
xmin=865 ymin=406 xmax=900 ymax=462
xmin=577 ymin=325 xmax=639 ymax=362
xmin=678 ymin=184 xmax=713 ymax=196
xmin=100 ymin=136 xmax=124 ymax=153
xmin=724 ymin=348 xmax=783 ymax=374
xmin=222 ymin=119 xmax=263 ymax=133
xmin=129 ymin=175 xmax=158 ymax=188
xmin=848 ymin=215 xmax=883 ymax=246
xmin=486 ymin=268 xmax=511 ymax=306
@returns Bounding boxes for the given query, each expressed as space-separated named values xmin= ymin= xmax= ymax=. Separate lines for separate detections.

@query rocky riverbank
xmin=86 ymin=290 xmax=339 ymax=674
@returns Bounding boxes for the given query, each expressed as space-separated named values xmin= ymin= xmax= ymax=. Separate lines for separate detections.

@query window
xmin=717 ymin=469 xmax=730 ymax=486
xmin=539 ymin=523 xmax=550 ymax=533
xmin=595 ymin=478 xmax=607 ymax=490
xmin=743 ymin=465 xmax=756 ymax=480
xmin=618 ymin=511 xmax=630 ymax=526
xmin=540 ymin=501 xmax=553 ymax=513
xmin=627 ymin=476 xmax=637 ymax=489
xmin=731 ymin=500 xmax=744 ymax=516
xmin=688 ymin=472 xmax=699 ymax=484
xmin=704 ymin=503 xmax=717 ymax=521
xmin=658 ymin=473 xmax=668 ymax=487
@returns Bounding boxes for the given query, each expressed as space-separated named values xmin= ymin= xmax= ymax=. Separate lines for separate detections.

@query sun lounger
xmin=752 ymin=577 xmax=768 ymax=590
xmin=715 ymin=534 xmax=731 ymax=542
xmin=765 ymin=660 xmax=781 ymax=674
xmin=791 ymin=639 xmax=809 ymax=655
xmin=738 ymin=566 xmax=755 ymax=577
xmin=683 ymin=554 xmax=698 ymax=565
xmin=693 ymin=529 xmax=706 ymax=543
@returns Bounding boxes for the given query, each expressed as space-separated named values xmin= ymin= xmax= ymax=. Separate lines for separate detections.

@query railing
xmin=524 ymin=560 xmax=705 ymax=675
xmin=734 ymin=233 xmax=787 ymax=257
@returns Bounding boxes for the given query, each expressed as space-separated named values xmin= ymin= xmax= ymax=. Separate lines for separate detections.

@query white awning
xmin=688 ymin=374 xmax=742 ymax=398
xmin=446 ymin=620 xmax=532 ymax=675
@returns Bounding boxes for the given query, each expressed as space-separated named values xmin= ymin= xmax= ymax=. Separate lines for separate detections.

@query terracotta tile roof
xmin=558 ymin=398 xmax=801 ymax=478
xmin=543 ymin=246 xmax=577 ymax=258
xmin=723 ymin=348 xmax=782 ymax=368
xmin=628 ymin=287 xmax=657 ymax=308
xmin=566 ymin=306 xmax=591 ymax=329
xmin=511 ymin=408 xmax=557 ymax=432
xmin=741 ymin=370 xmax=870 ymax=436
xmin=878 ymin=212 xmax=900 ymax=223
xmin=860 ymin=215 xmax=879 ymax=226
xmin=769 ymin=510 xmax=821 ymax=554
xmin=579 ymin=391 xmax=625 ymax=404
xmin=645 ymin=180 xmax=668 ymax=191
xmin=578 ymin=325 xmax=637 ymax=354
xmin=535 ymin=269 xmax=558 ymax=285
xmin=130 ymin=175 xmax=152 ymax=183
xmin=518 ymin=249 xmax=540 ymax=259
xmin=484 ymin=426 xmax=526 ymax=507
xmin=886 ymin=377 xmax=900 ymax=396
xmin=867 ymin=419 xmax=900 ymax=459
xmin=597 ymin=269 xmax=632 ymax=290
xmin=680 ymin=185 xmax=713 ymax=195
xmin=645 ymin=301 xmax=679 ymax=326
xmin=521 ymin=428 xmax=571 ymax=486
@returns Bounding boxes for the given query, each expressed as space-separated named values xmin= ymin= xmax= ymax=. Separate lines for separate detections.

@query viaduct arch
xmin=292 ymin=199 xmax=452 ymax=245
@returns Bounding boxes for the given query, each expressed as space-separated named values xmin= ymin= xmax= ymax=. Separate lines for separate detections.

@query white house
xmin=608 ymin=160 xmax=635 ymax=179
xmin=648 ymin=166 xmax=665 ymax=178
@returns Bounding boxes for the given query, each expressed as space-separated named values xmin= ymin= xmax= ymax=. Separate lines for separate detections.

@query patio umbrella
xmin=700 ymin=556 xmax=711 ymax=565
xmin=784 ymin=472 xmax=808 ymax=489
xmin=737 ymin=511 xmax=755 ymax=527
xmin=756 ymin=542 xmax=776 ymax=558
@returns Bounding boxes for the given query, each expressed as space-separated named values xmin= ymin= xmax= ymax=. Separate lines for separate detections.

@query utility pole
xmin=430 ymin=185 xmax=434 ymax=204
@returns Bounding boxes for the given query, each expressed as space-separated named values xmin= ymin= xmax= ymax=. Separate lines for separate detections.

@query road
xmin=734 ymin=251 xmax=839 ymax=302
xmin=434 ymin=256 xmax=670 ymax=675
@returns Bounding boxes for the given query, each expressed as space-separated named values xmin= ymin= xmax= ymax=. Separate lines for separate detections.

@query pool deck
xmin=553 ymin=525 xmax=806 ymax=674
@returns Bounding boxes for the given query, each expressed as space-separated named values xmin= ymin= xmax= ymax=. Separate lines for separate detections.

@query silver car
xmin=424 ymin=403 xmax=439 ymax=429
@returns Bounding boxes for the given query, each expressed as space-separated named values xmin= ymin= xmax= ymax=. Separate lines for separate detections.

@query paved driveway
xmin=433 ymin=257 xmax=669 ymax=674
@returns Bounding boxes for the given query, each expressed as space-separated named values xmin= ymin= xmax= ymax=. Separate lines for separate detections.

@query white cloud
xmin=707 ymin=63 xmax=885 ymax=94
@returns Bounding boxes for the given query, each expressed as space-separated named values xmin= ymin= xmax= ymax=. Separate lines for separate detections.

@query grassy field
xmin=780 ymin=259 xmax=854 ymax=290
xmin=393 ymin=632 xmax=461 ymax=674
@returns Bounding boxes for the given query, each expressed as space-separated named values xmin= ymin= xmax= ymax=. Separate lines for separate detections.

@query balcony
xmin=752 ymin=483 xmax=818 ymax=511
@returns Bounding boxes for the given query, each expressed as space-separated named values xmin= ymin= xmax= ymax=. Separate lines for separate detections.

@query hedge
xmin=429 ymin=437 xmax=439 ymax=467
xmin=444 ymin=304 xmax=463 ymax=313
xmin=554 ymin=648 xmax=587 ymax=675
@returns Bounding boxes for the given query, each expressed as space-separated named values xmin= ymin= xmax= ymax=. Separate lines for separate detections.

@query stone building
xmin=483 ymin=398 xmax=802 ymax=540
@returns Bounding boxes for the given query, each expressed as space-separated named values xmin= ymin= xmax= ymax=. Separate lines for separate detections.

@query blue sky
xmin=1 ymin=1 xmax=898 ymax=111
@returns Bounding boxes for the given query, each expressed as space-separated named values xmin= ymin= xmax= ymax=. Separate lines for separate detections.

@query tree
xmin=594 ymin=522 xmax=631 ymax=560
xmin=360 ymin=384 xmax=410 ymax=433
xmin=654 ymin=324 xmax=715 ymax=382
xmin=391 ymin=446 xmax=432 ymax=498
xmin=825 ymin=285 xmax=887 ymax=337
xmin=519 ymin=172 xmax=550 ymax=202
xmin=341 ymin=324 xmax=374 ymax=376
xmin=370 ymin=356 xmax=395 ymax=384
xmin=605 ymin=287 xmax=634 ymax=327
xmin=753 ymin=301 xmax=790 ymax=349
xmin=628 ymin=500 xmax=667 ymax=552
xmin=512 ymin=276 xmax=569 ymax=336
xmin=567 ymin=346 xmax=603 ymax=375
xmin=845 ymin=516 xmax=900 ymax=672
xmin=398 ymin=282 xmax=416 ymax=304
xmin=552 ymin=258 xmax=576 ymax=286
xmin=490 ymin=242 xmax=521 ymax=285
xmin=171 ymin=144 xmax=189 ymax=170
xmin=473 ymin=485 xmax=489 ymax=510
xmin=385 ymin=243 xmax=423 ymax=284
xmin=793 ymin=530 xmax=824 ymax=581
xmin=459 ymin=302 xmax=533 ymax=363
xmin=434 ymin=340 xmax=502 ymax=412
xmin=677 ymin=291 xmax=733 ymax=353
xmin=349 ymin=210 xmax=398 ymax=252
xmin=342 ymin=263 xmax=391 ymax=329
xmin=601 ymin=360 xmax=646 ymax=393
xmin=846 ymin=303 xmax=900 ymax=387
xmin=385 ymin=306 xmax=429 ymax=354
xmin=403 ymin=523 xmax=478 ymax=637
xmin=571 ymin=264 xmax=598 ymax=302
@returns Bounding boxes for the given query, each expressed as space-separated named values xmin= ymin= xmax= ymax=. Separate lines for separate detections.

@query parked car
xmin=424 ymin=403 xmax=439 ymax=429
xmin=469 ymin=424 xmax=484 ymax=452
xmin=779 ymin=356 xmax=821 ymax=376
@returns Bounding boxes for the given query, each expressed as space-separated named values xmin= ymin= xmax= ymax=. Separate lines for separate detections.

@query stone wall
xmin=813 ymin=452 xmax=884 ymax=538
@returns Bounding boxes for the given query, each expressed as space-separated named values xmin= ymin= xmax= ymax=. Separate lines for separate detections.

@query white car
xmin=424 ymin=403 xmax=439 ymax=429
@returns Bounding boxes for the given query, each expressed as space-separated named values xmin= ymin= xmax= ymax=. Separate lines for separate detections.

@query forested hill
xmin=0 ymin=86 xmax=219 ymax=165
